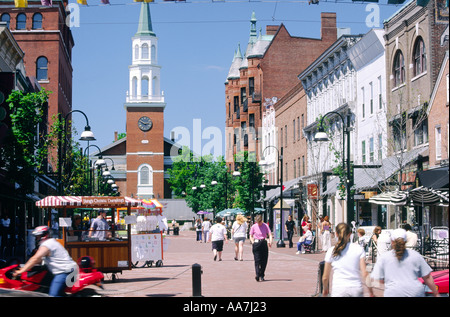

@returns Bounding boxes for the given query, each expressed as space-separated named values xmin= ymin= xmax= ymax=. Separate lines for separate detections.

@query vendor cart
xmin=122 ymin=199 xmax=167 ymax=268
xmin=35 ymin=196 xmax=142 ymax=282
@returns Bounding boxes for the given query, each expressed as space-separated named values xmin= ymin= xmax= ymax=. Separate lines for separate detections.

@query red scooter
xmin=0 ymin=256 xmax=104 ymax=297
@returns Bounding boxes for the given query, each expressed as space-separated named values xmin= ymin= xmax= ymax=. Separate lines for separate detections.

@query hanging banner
xmin=307 ymin=184 xmax=319 ymax=199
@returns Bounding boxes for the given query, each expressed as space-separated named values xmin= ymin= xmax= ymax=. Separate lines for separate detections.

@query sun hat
xmin=391 ymin=228 xmax=407 ymax=241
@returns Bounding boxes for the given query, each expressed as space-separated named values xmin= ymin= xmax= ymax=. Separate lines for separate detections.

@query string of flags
xmin=12 ymin=0 xmax=188 ymax=9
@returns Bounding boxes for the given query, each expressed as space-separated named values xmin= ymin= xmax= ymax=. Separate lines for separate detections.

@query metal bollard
xmin=192 ymin=263 xmax=203 ymax=297
xmin=318 ymin=261 xmax=325 ymax=294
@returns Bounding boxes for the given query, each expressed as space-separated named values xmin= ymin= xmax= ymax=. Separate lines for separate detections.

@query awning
xmin=324 ymin=146 xmax=429 ymax=195
xmin=409 ymin=186 xmax=449 ymax=206
xmin=368 ymin=187 xmax=449 ymax=207
xmin=417 ymin=167 xmax=449 ymax=190
xmin=263 ymin=176 xmax=303 ymax=202
xmin=368 ymin=190 xmax=408 ymax=206
xmin=273 ymin=199 xmax=293 ymax=209
xmin=36 ymin=196 xmax=142 ymax=208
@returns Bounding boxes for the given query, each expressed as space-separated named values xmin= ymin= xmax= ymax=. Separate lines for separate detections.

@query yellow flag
xmin=77 ymin=0 xmax=87 ymax=5
xmin=14 ymin=0 xmax=28 ymax=7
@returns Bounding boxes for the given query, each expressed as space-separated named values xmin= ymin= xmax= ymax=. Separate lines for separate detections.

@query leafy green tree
xmin=0 ymin=89 xmax=52 ymax=194
xmin=233 ymin=151 xmax=266 ymax=218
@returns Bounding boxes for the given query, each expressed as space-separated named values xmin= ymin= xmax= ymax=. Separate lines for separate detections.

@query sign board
xmin=81 ymin=196 xmax=126 ymax=207
xmin=131 ymin=233 xmax=163 ymax=262
xmin=307 ymin=184 xmax=319 ymax=199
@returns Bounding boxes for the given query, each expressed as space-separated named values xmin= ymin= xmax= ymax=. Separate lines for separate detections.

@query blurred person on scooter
xmin=12 ymin=226 xmax=77 ymax=297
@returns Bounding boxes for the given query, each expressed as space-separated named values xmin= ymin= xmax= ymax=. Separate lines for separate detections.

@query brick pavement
xmin=96 ymin=230 xmax=381 ymax=298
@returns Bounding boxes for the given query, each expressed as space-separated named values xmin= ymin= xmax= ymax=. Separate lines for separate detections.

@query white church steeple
xmin=125 ymin=2 xmax=165 ymax=108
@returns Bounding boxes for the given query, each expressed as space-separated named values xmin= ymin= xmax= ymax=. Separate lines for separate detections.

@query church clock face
xmin=138 ymin=116 xmax=153 ymax=132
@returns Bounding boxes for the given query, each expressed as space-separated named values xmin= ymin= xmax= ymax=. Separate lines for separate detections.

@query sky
xmin=69 ymin=0 xmax=404 ymax=157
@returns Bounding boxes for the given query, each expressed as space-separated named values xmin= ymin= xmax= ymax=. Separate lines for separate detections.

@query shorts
xmin=212 ymin=240 xmax=224 ymax=252
xmin=234 ymin=237 xmax=246 ymax=243
xmin=331 ymin=286 xmax=363 ymax=297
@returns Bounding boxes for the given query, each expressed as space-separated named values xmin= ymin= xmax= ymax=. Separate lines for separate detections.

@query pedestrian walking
xmin=249 ymin=215 xmax=273 ymax=282
xmin=322 ymin=222 xmax=372 ymax=297
xmin=231 ymin=214 xmax=248 ymax=261
xmin=320 ymin=216 xmax=332 ymax=252
xmin=285 ymin=215 xmax=297 ymax=248
xmin=195 ymin=218 xmax=203 ymax=242
xmin=202 ymin=218 xmax=211 ymax=243
xmin=370 ymin=228 xmax=438 ymax=297
xmin=208 ymin=216 xmax=227 ymax=261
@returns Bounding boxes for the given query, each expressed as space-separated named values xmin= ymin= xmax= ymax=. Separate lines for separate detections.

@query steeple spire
xmin=249 ymin=11 xmax=257 ymax=45
xmin=136 ymin=2 xmax=156 ymax=37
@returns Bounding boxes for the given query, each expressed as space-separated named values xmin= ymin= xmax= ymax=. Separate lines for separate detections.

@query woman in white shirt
xmin=322 ymin=223 xmax=372 ymax=297
xmin=231 ymin=215 xmax=248 ymax=261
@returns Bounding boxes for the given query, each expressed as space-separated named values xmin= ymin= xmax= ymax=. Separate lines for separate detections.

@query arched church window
xmin=138 ymin=165 xmax=153 ymax=185
xmin=152 ymin=76 xmax=158 ymax=96
xmin=134 ymin=44 xmax=139 ymax=60
xmin=132 ymin=77 xmax=138 ymax=98
xmin=151 ymin=45 xmax=156 ymax=62
xmin=142 ymin=76 xmax=149 ymax=97
xmin=142 ymin=43 xmax=149 ymax=59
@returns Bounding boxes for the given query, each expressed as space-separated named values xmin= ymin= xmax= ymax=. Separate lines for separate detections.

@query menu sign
xmin=81 ymin=196 xmax=126 ymax=207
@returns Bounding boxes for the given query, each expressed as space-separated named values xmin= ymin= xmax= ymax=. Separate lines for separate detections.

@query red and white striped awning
xmin=36 ymin=196 xmax=142 ymax=208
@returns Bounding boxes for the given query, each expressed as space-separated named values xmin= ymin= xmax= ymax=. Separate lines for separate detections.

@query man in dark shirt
xmin=285 ymin=215 xmax=297 ymax=248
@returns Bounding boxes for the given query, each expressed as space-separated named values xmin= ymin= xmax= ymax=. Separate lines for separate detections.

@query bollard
xmin=318 ymin=261 xmax=325 ymax=294
xmin=192 ymin=263 xmax=203 ymax=297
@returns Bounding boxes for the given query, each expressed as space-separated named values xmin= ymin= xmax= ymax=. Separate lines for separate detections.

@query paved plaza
xmin=97 ymin=229 xmax=379 ymax=298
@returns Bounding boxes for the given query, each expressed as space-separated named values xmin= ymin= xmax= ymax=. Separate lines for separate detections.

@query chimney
xmin=320 ymin=12 xmax=337 ymax=41
xmin=266 ymin=25 xmax=279 ymax=36
xmin=114 ymin=131 xmax=118 ymax=142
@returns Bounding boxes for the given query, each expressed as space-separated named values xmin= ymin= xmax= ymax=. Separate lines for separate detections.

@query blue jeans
xmin=49 ymin=272 xmax=70 ymax=297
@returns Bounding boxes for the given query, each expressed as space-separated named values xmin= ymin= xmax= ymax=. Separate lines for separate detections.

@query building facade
xmin=225 ymin=12 xmax=338 ymax=172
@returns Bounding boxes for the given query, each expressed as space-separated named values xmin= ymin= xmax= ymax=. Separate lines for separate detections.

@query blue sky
xmin=70 ymin=0 xmax=403 ymax=155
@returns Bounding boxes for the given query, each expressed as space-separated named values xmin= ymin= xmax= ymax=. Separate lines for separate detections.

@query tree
xmin=233 ymin=151 xmax=266 ymax=218
xmin=0 ymin=89 xmax=52 ymax=194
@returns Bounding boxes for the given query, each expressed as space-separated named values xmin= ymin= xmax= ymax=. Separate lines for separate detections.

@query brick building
xmin=225 ymin=12 xmax=338 ymax=172
xmin=0 ymin=0 xmax=74 ymax=172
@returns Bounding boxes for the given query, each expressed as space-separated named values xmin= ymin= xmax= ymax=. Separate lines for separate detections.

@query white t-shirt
xmin=202 ymin=220 xmax=211 ymax=231
xmin=209 ymin=223 xmax=227 ymax=241
xmin=232 ymin=221 xmax=248 ymax=238
xmin=324 ymin=242 xmax=365 ymax=290
xmin=371 ymin=249 xmax=432 ymax=297
xmin=40 ymin=238 xmax=77 ymax=275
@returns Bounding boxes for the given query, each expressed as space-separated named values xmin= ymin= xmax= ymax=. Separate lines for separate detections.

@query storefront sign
xmin=307 ymin=184 xmax=319 ymax=199
xmin=362 ymin=191 xmax=377 ymax=199
xmin=81 ymin=196 xmax=126 ymax=207
xmin=354 ymin=195 xmax=365 ymax=200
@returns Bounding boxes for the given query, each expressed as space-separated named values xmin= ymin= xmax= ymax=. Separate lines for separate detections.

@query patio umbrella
xmin=197 ymin=211 xmax=212 ymax=215
xmin=368 ymin=190 xmax=408 ymax=206
xmin=216 ymin=208 xmax=246 ymax=217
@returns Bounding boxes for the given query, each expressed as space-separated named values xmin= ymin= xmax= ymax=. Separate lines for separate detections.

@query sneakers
xmin=296 ymin=251 xmax=300 ymax=255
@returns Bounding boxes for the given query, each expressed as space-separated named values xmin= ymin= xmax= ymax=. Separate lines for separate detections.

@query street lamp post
xmin=314 ymin=110 xmax=354 ymax=224
xmin=260 ymin=145 xmax=285 ymax=248
xmin=58 ymin=110 xmax=95 ymax=195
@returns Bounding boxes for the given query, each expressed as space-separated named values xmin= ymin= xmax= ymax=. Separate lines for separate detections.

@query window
xmin=378 ymin=134 xmax=383 ymax=160
xmin=234 ymin=96 xmax=240 ymax=119
xmin=132 ymin=77 xmax=138 ymax=97
xmin=369 ymin=82 xmax=373 ymax=114
xmin=362 ymin=140 xmax=366 ymax=164
xmin=413 ymin=37 xmax=426 ymax=76
xmin=241 ymin=87 xmax=247 ymax=112
xmin=435 ymin=126 xmax=442 ymax=161
xmin=369 ymin=137 xmax=374 ymax=162
xmin=302 ymin=155 xmax=305 ymax=176
xmin=152 ymin=76 xmax=157 ymax=96
xmin=293 ymin=159 xmax=297 ymax=178
xmin=1 ymin=13 xmax=10 ymax=28
xmin=293 ymin=119 xmax=296 ymax=142
xmin=280 ymin=127 xmax=283 ymax=148
xmin=32 ymin=13 xmax=42 ymax=29
xmin=134 ymin=44 xmax=139 ymax=60
xmin=284 ymin=125 xmax=287 ymax=147
xmin=151 ymin=45 xmax=156 ymax=61
xmin=36 ymin=56 xmax=48 ymax=81
xmin=16 ymin=13 xmax=26 ymax=30
xmin=249 ymin=77 xmax=254 ymax=98
xmin=301 ymin=114 xmax=304 ymax=139
xmin=141 ymin=76 xmax=149 ymax=97
xmin=393 ymin=50 xmax=405 ymax=87
xmin=141 ymin=43 xmax=149 ymax=59
xmin=392 ymin=116 xmax=407 ymax=152
xmin=361 ymin=87 xmax=365 ymax=118
xmin=378 ymin=76 xmax=382 ymax=109
xmin=138 ymin=165 xmax=153 ymax=196
xmin=413 ymin=117 xmax=428 ymax=146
